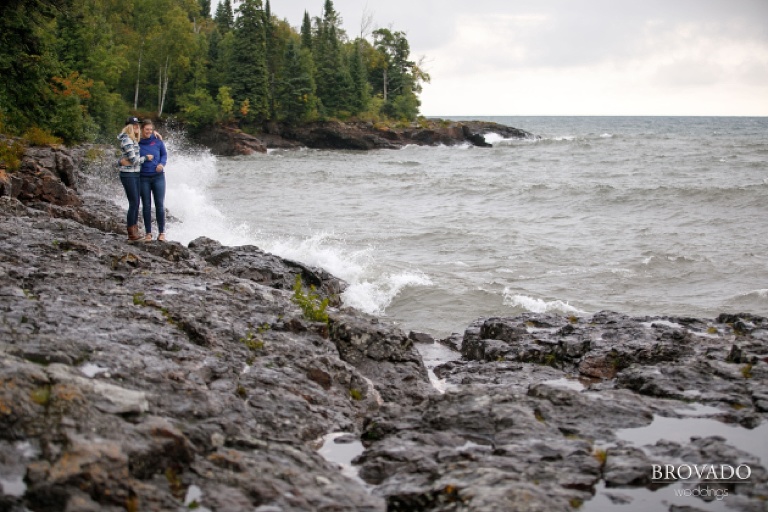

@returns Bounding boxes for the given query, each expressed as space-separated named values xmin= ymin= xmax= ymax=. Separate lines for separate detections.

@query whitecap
xmin=343 ymin=271 xmax=433 ymax=315
xmin=732 ymin=289 xmax=768 ymax=300
xmin=502 ymin=289 xmax=587 ymax=315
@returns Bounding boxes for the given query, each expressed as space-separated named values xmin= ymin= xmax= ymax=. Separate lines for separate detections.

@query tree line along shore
xmin=1 ymin=0 xmax=429 ymax=150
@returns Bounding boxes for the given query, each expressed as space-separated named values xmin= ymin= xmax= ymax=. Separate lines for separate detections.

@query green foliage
xmin=300 ymin=11 xmax=313 ymax=50
xmin=741 ymin=364 xmax=753 ymax=379
xmin=132 ymin=292 xmax=146 ymax=306
xmin=593 ymin=448 xmax=607 ymax=465
xmin=0 ymin=139 xmax=26 ymax=171
xmin=214 ymin=0 xmax=234 ymax=33
xmin=349 ymin=388 xmax=363 ymax=401
xmin=240 ymin=329 xmax=265 ymax=351
xmin=31 ymin=385 xmax=52 ymax=406
xmin=542 ymin=353 xmax=558 ymax=367
xmin=292 ymin=275 xmax=329 ymax=324
xmin=370 ymin=28 xmax=428 ymax=121
xmin=178 ymin=89 xmax=219 ymax=132
xmin=348 ymin=43 xmax=371 ymax=115
xmin=230 ymin=0 xmax=270 ymax=122
xmin=277 ymin=41 xmax=317 ymax=123
xmin=22 ymin=127 xmax=63 ymax=146
xmin=0 ymin=0 xmax=427 ymax=140
xmin=385 ymin=90 xmax=421 ymax=121
xmin=217 ymin=86 xmax=235 ymax=122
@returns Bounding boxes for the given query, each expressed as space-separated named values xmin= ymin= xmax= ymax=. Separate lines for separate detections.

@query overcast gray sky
xmin=264 ymin=0 xmax=768 ymax=116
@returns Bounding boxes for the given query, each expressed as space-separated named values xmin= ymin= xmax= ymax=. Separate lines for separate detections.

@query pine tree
xmin=348 ymin=42 xmax=370 ymax=115
xmin=214 ymin=0 xmax=234 ymax=33
xmin=277 ymin=40 xmax=316 ymax=123
xmin=300 ymin=11 xmax=312 ymax=51
xmin=313 ymin=0 xmax=353 ymax=117
xmin=229 ymin=0 xmax=270 ymax=122
xmin=198 ymin=0 xmax=211 ymax=18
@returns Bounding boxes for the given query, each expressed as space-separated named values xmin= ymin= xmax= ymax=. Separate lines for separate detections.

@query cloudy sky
xmin=265 ymin=0 xmax=768 ymax=116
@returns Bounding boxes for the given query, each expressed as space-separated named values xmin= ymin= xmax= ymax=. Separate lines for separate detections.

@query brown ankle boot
xmin=127 ymin=225 xmax=141 ymax=241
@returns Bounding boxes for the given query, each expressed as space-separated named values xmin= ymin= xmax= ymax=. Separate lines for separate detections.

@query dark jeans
xmin=119 ymin=172 xmax=140 ymax=227
xmin=140 ymin=172 xmax=166 ymax=234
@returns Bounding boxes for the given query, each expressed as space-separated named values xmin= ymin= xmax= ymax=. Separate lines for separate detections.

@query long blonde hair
xmin=121 ymin=124 xmax=139 ymax=143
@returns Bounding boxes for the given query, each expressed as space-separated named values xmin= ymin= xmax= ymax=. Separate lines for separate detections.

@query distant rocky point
xmin=199 ymin=120 xmax=536 ymax=156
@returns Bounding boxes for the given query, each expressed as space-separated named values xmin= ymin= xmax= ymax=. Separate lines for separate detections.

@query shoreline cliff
xmin=1 ymin=142 xmax=766 ymax=511
xmin=193 ymin=119 xmax=536 ymax=156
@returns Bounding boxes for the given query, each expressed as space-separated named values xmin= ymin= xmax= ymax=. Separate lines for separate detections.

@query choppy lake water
xmin=155 ymin=116 xmax=768 ymax=337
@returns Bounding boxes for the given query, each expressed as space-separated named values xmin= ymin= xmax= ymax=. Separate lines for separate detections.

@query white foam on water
xmin=640 ymin=320 xmax=684 ymax=329
xmin=162 ymin=143 xmax=253 ymax=246
xmin=155 ymin=142 xmax=432 ymax=317
xmin=502 ymin=289 xmax=587 ymax=315
xmin=343 ymin=271 xmax=433 ymax=316
xmin=733 ymin=289 xmax=768 ymax=300
xmin=256 ymin=233 xmax=433 ymax=315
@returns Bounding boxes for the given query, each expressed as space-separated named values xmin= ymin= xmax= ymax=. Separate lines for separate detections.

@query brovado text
xmin=652 ymin=464 xmax=752 ymax=481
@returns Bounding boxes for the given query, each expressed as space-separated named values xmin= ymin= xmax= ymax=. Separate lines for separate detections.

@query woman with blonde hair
xmin=117 ymin=116 xmax=153 ymax=240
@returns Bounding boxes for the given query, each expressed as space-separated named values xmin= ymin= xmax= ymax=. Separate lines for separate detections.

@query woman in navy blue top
xmin=138 ymin=120 xmax=168 ymax=241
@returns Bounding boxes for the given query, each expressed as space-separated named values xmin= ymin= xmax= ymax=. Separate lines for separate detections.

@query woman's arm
xmin=119 ymin=135 xmax=145 ymax=166
xmin=156 ymin=140 xmax=168 ymax=170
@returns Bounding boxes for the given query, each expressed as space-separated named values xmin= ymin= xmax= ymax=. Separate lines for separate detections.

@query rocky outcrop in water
xmin=1 ymin=144 xmax=766 ymax=512
xmin=200 ymin=120 xmax=534 ymax=155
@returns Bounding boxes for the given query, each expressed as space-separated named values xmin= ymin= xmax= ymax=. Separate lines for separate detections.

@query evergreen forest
xmin=0 ymin=0 xmax=430 ymax=145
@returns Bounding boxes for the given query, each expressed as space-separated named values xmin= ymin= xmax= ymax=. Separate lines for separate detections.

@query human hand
xmin=146 ymin=154 xmax=154 ymax=161
xmin=156 ymin=164 xmax=164 ymax=172
xmin=154 ymin=131 xmax=163 ymax=141
xmin=120 ymin=158 xmax=130 ymax=166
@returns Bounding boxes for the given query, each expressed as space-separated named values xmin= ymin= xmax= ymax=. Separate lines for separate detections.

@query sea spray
xmin=147 ymin=137 xmax=435 ymax=317
xmin=161 ymin=140 xmax=254 ymax=246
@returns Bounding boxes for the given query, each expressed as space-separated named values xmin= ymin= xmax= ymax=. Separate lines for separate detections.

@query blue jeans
xmin=119 ymin=172 xmax=141 ymax=227
xmin=140 ymin=172 xmax=166 ymax=234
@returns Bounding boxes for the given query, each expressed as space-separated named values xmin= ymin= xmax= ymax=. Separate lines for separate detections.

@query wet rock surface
xmin=360 ymin=313 xmax=768 ymax=511
xmin=1 ymin=145 xmax=767 ymax=511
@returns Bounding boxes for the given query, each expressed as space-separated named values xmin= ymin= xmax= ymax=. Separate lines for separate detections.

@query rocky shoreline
xmin=1 ymin=143 xmax=767 ymax=511
xmin=196 ymin=120 xmax=535 ymax=155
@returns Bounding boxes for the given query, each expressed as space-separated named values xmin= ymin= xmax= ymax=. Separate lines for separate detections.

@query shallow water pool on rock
xmin=616 ymin=415 xmax=768 ymax=468
xmin=317 ymin=433 xmax=368 ymax=487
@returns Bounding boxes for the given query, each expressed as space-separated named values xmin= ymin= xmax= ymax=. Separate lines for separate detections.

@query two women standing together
xmin=117 ymin=117 xmax=168 ymax=241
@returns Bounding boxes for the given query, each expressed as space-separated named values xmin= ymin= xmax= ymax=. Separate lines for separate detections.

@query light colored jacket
xmin=117 ymin=132 xmax=146 ymax=172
